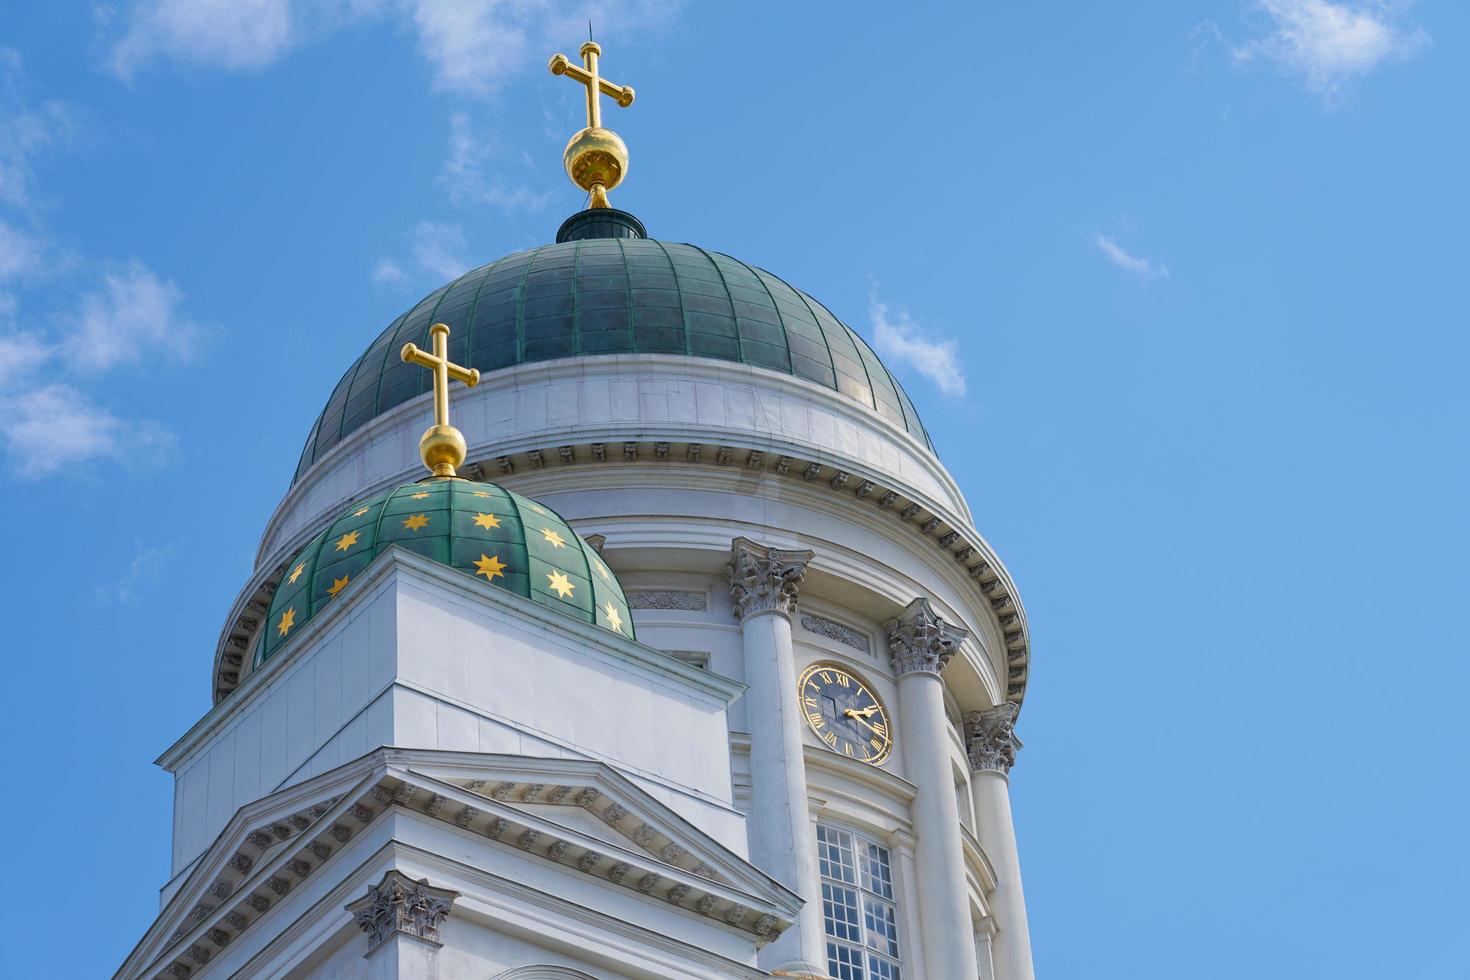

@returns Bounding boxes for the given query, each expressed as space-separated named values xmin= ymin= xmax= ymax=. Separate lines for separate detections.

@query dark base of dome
xmin=556 ymin=207 xmax=647 ymax=243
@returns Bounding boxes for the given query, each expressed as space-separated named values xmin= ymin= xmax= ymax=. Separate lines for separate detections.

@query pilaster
xmin=346 ymin=870 xmax=458 ymax=978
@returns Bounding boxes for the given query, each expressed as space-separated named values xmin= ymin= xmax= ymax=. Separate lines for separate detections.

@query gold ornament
xmin=400 ymin=322 xmax=480 ymax=478
xmin=548 ymin=40 xmax=634 ymax=209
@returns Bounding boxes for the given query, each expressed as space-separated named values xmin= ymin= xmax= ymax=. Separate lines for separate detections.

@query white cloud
xmin=0 ymin=219 xmax=42 ymax=281
xmin=410 ymin=220 xmax=470 ymax=281
xmin=62 ymin=260 xmax=200 ymax=372
xmin=372 ymin=257 xmax=407 ymax=284
xmin=437 ymin=112 xmax=551 ymax=212
xmin=0 ymin=48 xmax=82 ymax=209
xmin=0 ymin=382 xmax=175 ymax=477
xmin=1233 ymin=0 xmax=1428 ymax=99
xmin=0 ymin=329 xmax=50 ymax=387
xmin=1095 ymin=234 xmax=1170 ymax=280
xmin=102 ymin=0 xmax=680 ymax=95
xmin=106 ymin=0 xmax=297 ymax=80
xmin=870 ymin=296 xmax=966 ymax=399
xmin=95 ymin=539 xmax=179 ymax=603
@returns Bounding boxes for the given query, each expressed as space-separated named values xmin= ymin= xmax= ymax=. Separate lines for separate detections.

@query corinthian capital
xmin=726 ymin=537 xmax=814 ymax=621
xmin=964 ymin=702 xmax=1023 ymax=774
xmin=346 ymin=870 xmax=457 ymax=953
xmin=886 ymin=597 xmax=968 ymax=676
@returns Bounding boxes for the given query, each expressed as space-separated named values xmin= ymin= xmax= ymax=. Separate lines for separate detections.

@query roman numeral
xmin=803 ymin=696 xmax=818 ymax=708
xmin=808 ymin=712 xmax=825 ymax=728
xmin=822 ymin=731 xmax=838 ymax=747
xmin=870 ymin=737 xmax=884 ymax=750
xmin=871 ymin=722 xmax=887 ymax=737
xmin=835 ymin=672 xmax=849 ymax=687
xmin=818 ymin=671 xmax=833 ymax=685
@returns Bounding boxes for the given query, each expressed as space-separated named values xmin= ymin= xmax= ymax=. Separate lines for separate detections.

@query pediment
xmin=118 ymin=748 xmax=799 ymax=979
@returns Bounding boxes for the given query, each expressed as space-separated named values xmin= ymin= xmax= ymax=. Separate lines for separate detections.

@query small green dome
xmin=295 ymin=237 xmax=933 ymax=483
xmin=257 ymin=479 xmax=632 ymax=665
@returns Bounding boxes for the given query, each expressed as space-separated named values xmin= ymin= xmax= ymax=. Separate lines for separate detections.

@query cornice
xmin=213 ymin=436 xmax=1031 ymax=710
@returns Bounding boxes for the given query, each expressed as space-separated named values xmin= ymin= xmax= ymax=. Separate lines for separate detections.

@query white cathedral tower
xmin=118 ymin=40 xmax=1035 ymax=980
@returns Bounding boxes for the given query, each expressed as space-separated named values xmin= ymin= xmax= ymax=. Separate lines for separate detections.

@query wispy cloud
xmin=0 ymin=51 xmax=198 ymax=477
xmin=437 ymin=112 xmax=552 ymax=212
xmin=62 ymin=261 xmax=201 ymax=372
xmin=101 ymin=1 xmax=681 ymax=96
xmin=1232 ymin=0 xmax=1428 ymax=100
xmin=105 ymin=0 xmax=298 ymax=80
xmin=94 ymin=538 xmax=180 ymax=604
xmin=375 ymin=220 xmax=473 ymax=287
xmin=1095 ymin=234 xmax=1170 ymax=281
xmin=0 ymin=383 xmax=176 ymax=477
xmin=870 ymin=295 xmax=966 ymax=399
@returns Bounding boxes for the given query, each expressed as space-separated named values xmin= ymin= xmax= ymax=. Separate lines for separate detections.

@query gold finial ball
xmin=563 ymin=126 xmax=628 ymax=200
xmin=419 ymin=423 xmax=467 ymax=478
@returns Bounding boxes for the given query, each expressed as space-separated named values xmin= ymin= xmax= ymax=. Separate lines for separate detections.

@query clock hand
xmin=844 ymin=705 xmax=879 ymax=718
xmin=842 ymin=710 xmax=887 ymax=738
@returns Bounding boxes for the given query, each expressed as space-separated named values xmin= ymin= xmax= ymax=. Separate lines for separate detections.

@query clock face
xmin=798 ymin=663 xmax=892 ymax=766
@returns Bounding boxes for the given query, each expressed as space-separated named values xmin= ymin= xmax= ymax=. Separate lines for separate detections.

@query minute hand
xmin=842 ymin=709 xmax=887 ymax=738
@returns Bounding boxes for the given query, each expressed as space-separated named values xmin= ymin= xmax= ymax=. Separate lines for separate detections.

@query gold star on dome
xmin=353 ymin=506 xmax=371 ymax=517
xmin=327 ymin=575 xmax=349 ymax=597
xmin=410 ymin=491 xmax=432 ymax=500
xmin=334 ymin=530 xmax=360 ymax=552
xmin=472 ymin=512 xmax=501 ymax=530
xmin=593 ymin=560 xmax=610 ymax=582
xmin=540 ymin=527 xmax=567 ymax=549
xmin=547 ymin=569 xmax=575 ymax=599
xmin=604 ymin=602 xmax=623 ymax=634
xmin=287 ymin=562 xmax=306 ymax=585
xmin=527 ymin=503 xmax=547 ymax=515
xmin=474 ymin=553 xmax=507 ymax=581
xmin=472 ymin=490 xmax=493 ymax=498
xmin=402 ymin=513 xmax=430 ymax=532
xmin=276 ymin=607 xmax=296 ymax=637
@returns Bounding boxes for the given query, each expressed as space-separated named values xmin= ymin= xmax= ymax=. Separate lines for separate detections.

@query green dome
xmin=295 ymin=238 xmax=933 ymax=483
xmin=257 ymin=479 xmax=632 ymax=665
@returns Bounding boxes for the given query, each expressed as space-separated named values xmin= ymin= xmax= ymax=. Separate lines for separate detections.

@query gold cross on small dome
xmin=401 ymin=322 xmax=480 ymax=478
xmin=549 ymin=38 xmax=634 ymax=209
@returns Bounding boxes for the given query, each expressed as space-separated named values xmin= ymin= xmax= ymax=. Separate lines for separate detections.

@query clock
xmin=798 ymin=663 xmax=892 ymax=765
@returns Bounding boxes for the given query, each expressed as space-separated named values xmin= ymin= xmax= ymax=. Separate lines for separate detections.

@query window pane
xmin=860 ymin=841 xmax=895 ymax=899
xmin=868 ymin=953 xmax=902 ymax=980
xmin=823 ymin=883 xmax=862 ymax=943
xmin=818 ymin=825 xmax=857 ymax=884
xmin=863 ymin=897 xmax=900 ymax=957
xmin=828 ymin=941 xmax=866 ymax=980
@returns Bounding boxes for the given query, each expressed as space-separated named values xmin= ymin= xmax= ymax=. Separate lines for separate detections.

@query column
xmin=965 ymin=703 xmax=1035 ymax=980
xmin=726 ymin=537 xmax=828 ymax=978
xmin=346 ymin=870 xmax=458 ymax=979
xmin=887 ymin=597 xmax=980 ymax=979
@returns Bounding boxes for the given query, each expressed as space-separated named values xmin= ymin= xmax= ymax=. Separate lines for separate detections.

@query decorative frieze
xmin=591 ymin=442 xmax=606 ymax=462
xmin=627 ymin=589 xmax=706 ymax=610
xmin=886 ymin=597 xmax=969 ymax=676
xmin=667 ymin=883 xmax=691 ymax=904
xmin=547 ymin=839 xmax=570 ymax=862
xmin=716 ymin=445 xmax=733 ymax=464
xmin=801 ymin=613 xmax=870 ymax=653
xmin=696 ymin=893 xmax=718 ymax=914
xmin=346 ymin=870 xmax=457 ymax=953
xmin=331 ymin=824 xmax=354 ymax=842
xmin=661 ymin=843 xmax=687 ymax=863
xmin=726 ymin=537 xmax=814 ymax=621
xmin=578 ymin=850 xmax=602 ymax=872
xmin=655 ymin=441 xmax=669 ymax=460
xmin=637 ymin=872 xmax=662 ymax=894
xmin=526 ymin=449 xmax=544 ymax=468
xmin=608 ymin=862 xmax=630 ymax=884
xmin=576 ymin=787 xmax=602 ymax=807
xmin=558 ymin=445 xmax=575 ymax=465
xmin=632 ymin=824 xmax=656 ymax=847
xmin=685 ymin=443 xmax=701 ymax=463
xmin=964 ymin=702 xmax=1023 ymax=775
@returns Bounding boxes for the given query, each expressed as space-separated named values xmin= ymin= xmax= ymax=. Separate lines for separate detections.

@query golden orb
xmin=418 ymin=423 xmax=467 ymax=479
xmin=563 ymin=126 xmax=628 ymax=209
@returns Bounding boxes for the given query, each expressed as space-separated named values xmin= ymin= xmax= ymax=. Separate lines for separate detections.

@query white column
xmin=727 ymin=537 xmax=828 ymax=978
xmin=887 ymin=598 xmax=980 ymax=979
xmin=346 ymin=870 xmax=457 ymax=980
xmin=887 ymin=829 xmax=929 ymax=980
xmin=966 ymin=703 xmax=1035 ymax=980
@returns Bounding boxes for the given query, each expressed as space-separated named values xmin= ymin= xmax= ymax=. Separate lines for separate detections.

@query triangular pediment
xmin=117 ymin=748 xmax=799 ymax=979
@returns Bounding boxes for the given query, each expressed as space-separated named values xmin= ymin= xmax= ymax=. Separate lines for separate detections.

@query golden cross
xmin=549 ymin=41 xmax=634 ymax=131
xmin=400 ymin=322 xmax=480 ymax=478
xmin=548 ymin=40 xmax=635 ymax=208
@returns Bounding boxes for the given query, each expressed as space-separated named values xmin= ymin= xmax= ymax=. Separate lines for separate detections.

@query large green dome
xmin=257 ymin=479 xmax=631 ymax=665
xmin=295 ymin=237 xmax=933 ymax=482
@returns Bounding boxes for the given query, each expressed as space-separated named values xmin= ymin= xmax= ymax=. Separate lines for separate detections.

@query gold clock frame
xmin=797 ymin=661 xmax=893 ymax=766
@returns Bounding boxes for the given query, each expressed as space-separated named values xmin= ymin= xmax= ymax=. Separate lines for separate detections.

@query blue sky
xmin=1 ymin=2 xmax=1465 ymax=977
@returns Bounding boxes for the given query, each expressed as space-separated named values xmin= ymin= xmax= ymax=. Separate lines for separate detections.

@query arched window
xmin=491 ymin=967 xmax=599 ymax=980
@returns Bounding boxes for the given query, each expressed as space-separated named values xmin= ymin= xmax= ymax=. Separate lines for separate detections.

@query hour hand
xmin=843 ymin=706 xmax=879 ymax=718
